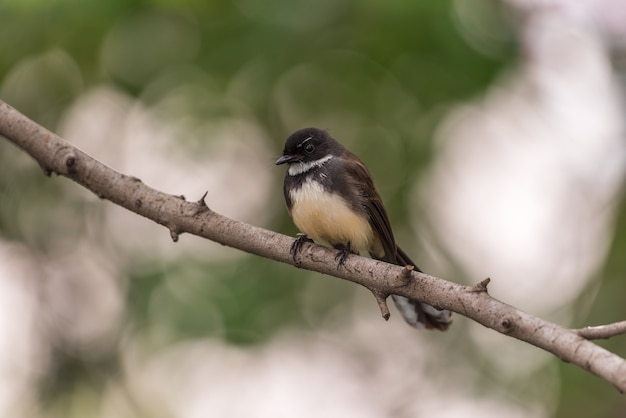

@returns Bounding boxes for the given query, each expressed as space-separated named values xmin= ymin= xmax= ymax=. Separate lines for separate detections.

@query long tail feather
xmin=393 ymin=247 xmax=452 ymax=331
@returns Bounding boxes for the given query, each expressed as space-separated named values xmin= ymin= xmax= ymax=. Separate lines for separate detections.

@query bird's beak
xmin=275 ymin=154 xmax=297 ymax=165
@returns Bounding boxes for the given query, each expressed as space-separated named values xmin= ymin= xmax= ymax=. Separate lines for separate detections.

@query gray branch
xmin=574 ymin=320 xmax=626 ymax=340
xmin=1 ymin=99 xmax=625 ymax=393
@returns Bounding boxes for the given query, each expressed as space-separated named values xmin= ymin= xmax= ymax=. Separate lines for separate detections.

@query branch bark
xmin=1 ymin=99 xmax=625 ymax=393
xmin=574 ymin=321 xmax=626 ymax=340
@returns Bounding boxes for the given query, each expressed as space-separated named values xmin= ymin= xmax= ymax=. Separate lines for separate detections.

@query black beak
xmin=275 ymin=154 xmax=297 ymax=165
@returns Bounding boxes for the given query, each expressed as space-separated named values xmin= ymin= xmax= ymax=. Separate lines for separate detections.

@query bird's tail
xmin=393 ymin=247 xmax=452 ymax=331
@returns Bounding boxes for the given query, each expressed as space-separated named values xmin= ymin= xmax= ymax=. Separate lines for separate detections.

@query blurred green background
xmin=1 ymin=0 xmax=626 ymax=417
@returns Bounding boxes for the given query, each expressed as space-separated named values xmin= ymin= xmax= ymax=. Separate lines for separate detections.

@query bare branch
xmin=1 ymin=99 xmax=626 ymax=393
xmin=573 ymin=320 xmax=626 ymax=340
xmin=370 ymin=290 xmax=391 ymax=321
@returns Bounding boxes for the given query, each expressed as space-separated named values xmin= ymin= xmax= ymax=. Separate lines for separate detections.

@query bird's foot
xmin=290 ymin=233 xmax=313 ymax=261
xmin=334 ymin=242 xmax=352 ymax=269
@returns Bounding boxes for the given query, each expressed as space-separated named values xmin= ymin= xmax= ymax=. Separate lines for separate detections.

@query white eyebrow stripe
xmin=297 ymin=136 xmax=313 ymax=148
xmin=287 ymin=154 xmax=333 ymax=176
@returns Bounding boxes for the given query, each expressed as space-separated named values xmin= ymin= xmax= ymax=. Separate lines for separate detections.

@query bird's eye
xmin=304 ymin=143 xmax=315 ymax=154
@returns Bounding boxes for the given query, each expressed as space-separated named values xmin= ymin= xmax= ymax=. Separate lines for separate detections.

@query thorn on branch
xmin=470 ymin=277 xmax=491 ymax=293
xmin=399 ymin=265 xmax=414 ymax=285
xmin=197 ymin=191 xmax=209 ymax=207
xmin=369 ymin=289 xmax=391 ymax=321
xmin=193 ymin=192 xmax=212 ymax=216
xmin=169 ymin=227 xmax=180 ymax=242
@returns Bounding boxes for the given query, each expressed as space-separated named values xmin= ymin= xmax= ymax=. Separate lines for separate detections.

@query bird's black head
xmin=275 ymin=128 xmax=341 ymax=166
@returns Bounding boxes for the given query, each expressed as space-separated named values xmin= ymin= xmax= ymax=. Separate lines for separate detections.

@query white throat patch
xmin=288 ymin=154 xmax=333 ymax=176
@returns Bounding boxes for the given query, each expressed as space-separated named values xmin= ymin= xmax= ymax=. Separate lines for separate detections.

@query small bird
xmin=276 ymin=127 xmax=452 ymax=331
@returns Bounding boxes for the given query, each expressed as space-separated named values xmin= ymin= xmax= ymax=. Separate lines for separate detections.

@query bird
xmin=275 ymin=127 xmax=452 ymax=331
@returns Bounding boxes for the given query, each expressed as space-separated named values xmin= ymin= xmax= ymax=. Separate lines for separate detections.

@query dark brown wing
xmin=341 ymin=152 xmax=397 ymax=262
xmin=365 ymin=196 xmax=398 ymax=262
xmin=341 ymin=151 xmax=452 ymax=331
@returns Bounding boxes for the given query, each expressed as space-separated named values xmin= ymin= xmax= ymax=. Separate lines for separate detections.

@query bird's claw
xmin=290 ymin=233 xmax=313 ymax=261
xmin=334 ymin=242 xmax=352 ymax=270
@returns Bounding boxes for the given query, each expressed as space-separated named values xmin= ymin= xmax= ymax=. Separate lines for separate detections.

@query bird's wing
xmin=342 ymin=154 xmax=397 ymax=262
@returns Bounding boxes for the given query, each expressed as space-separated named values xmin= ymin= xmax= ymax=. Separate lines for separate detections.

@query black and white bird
xmin=276 ymin=127 xmax=452 ymax=331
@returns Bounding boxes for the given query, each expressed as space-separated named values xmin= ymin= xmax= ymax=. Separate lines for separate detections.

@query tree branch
xmin=1 ymin=99 xmax=625 ymax=393
xmin=573 ymin=320 xmax=626 ymax=340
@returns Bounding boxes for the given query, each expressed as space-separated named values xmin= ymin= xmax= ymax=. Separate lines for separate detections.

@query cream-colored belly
xmin=289 ymin=179 xmax=382 ymax=257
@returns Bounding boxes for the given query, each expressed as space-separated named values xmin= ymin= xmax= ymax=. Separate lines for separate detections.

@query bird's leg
xmin=290 ymin=233 xmax=313 ymax=260
xmin=333 ymin=242 xmax=352 ymax=269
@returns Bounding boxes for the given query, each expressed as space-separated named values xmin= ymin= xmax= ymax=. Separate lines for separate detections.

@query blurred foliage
xmin=3 ymin=0 xmax=626 ymax=417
